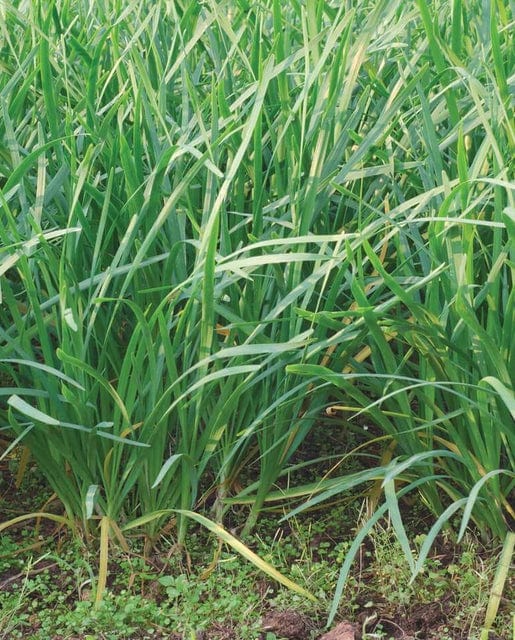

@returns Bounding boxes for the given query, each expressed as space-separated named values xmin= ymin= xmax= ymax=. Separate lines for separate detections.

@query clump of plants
xmin=0 ymin=0 xmax=513 ymax=636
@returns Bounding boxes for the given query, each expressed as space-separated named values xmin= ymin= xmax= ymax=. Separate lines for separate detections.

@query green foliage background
xmin=0 ymin=0 xmax=513 ymax=607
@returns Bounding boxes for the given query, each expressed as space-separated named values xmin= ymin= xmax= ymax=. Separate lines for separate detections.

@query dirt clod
xmin=317 ymin=620 xmax=355 ymax=640
xmin=261 ymin=609 xmax=317 ymax=639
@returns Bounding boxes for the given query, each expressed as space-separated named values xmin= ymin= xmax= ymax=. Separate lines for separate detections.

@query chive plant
xmin=0 ymin=0 xmax=513 ymax=618
xmin=0 ymin=0 xmax=391 ymax=540
xmin=281 ymin=0 xmax=514 ymax=623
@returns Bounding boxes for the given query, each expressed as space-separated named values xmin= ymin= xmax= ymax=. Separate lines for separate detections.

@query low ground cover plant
xmin=0 ymin=485 xmax=510 ymax=639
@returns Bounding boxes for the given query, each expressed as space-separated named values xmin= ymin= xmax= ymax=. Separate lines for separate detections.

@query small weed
xmin=0 ymin=515 xmax=510 ymax=639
